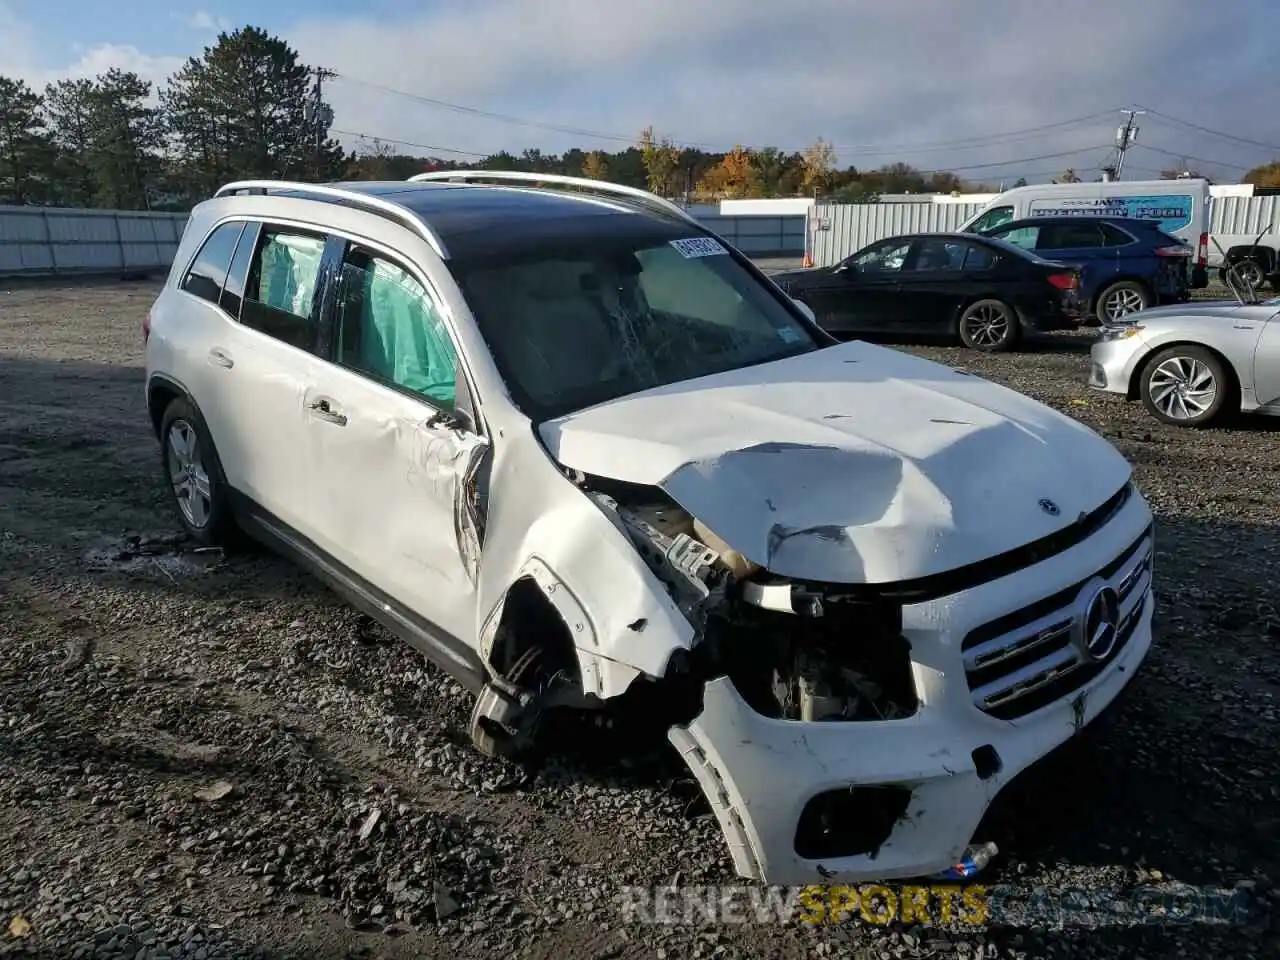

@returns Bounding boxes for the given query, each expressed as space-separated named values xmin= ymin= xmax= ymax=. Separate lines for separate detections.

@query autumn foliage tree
xmin=800 ymin=137 xmax=837 ymax=196
xmin=697 ymin=144 xmax=753 ymax=199
xmin=1244 ymin=161 xmax=1280 ymax=188
xmin=638 ymin=125 xmax=681 ymax=197
xmin=581 ymin=150 xmax=609 ymax=179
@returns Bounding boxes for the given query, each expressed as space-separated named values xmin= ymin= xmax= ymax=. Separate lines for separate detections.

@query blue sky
xmin=3 ymin=0 xmax=1278 ymax=185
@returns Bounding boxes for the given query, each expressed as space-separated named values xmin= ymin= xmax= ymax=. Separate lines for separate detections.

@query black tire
xmin=158 ymin=397 xmax=235 ymax=545
xmin=1138 ymin=345 xmax=1236 ymax=428
xmin=1231 ymin=259 xmax=1266 ymax=290
xmin=1096 ymin=280 xmax=1151 ymax=323
xmin=957 ymin=299 xmax=1019 ymax=352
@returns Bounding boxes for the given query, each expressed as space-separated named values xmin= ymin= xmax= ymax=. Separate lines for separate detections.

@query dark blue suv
xmin=975 ymin=216 xmax=1192 ymax=324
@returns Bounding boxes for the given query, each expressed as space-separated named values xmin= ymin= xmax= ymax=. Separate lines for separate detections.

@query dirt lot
xmin=1 ymin=278 xmax=1278 ymax=960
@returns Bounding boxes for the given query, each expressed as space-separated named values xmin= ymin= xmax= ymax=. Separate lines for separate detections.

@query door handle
xmin=308 ymin=398 xmax=348 ymax=426
xmin=208 ymin=348 xmax=234 ymax=369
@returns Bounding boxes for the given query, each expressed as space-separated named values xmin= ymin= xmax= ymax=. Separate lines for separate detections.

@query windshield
xmin=450 ymin=231 xmax=823 ymax=420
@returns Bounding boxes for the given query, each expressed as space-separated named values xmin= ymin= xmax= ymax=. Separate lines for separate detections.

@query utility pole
xmin=305 ymin=68 xmax=337 ymax=181
xmin=1108 ymin=108 xmax=1144 ymax=180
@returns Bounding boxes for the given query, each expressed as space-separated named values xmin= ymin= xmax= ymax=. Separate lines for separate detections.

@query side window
xmin=996 ymin=225 xmax=1039 ymax=249
xmin=240 ymin=227 xmax=327 ymax=353
xmin=333 ymin=246 xmax=458 ymax=409
xmin=1099 ymin=223 xmax=1136 ymax=247
xmin=962 ymin=243 xmax=998 ymax=271
xmin=1038 ymin=223 xmax=1104 ymax=250
xmin=970 ymin=205 xmax=1014 ymax=233
xmin=909 ymin=238 xmax=965 ymax=272
xmin=852 ymin=239 xmax=912 ymax=273
xmin=219 ymin=220 xmax=261 ymax=319
xmin=181 ymin=222 xmax=245 ymax=305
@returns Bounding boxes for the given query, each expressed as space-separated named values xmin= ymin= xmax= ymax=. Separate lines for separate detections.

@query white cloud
xmin=184 ymin=10 xmax=232 ymax=33
xmin=0 ymin=1 xmax=181 ymax=96
xmin=3 ymin=0 xmax=1277 ymax=182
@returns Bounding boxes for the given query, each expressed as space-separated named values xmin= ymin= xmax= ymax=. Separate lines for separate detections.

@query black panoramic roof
xmin=303 ymin=180 xmax=696 ymax=260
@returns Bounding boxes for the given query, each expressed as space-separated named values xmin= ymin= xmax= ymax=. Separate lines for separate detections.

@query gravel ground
xmin=1 ymin=276 xmax=1278 ymax=960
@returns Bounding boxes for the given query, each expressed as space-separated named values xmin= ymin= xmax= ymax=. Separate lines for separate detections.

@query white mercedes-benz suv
xmin=144 ymin=171 xmax=1155 ymax=885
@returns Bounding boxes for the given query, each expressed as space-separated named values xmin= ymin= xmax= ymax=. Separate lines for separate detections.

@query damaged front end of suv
xmin=464 ymin=340 xmax=1155 ymax=888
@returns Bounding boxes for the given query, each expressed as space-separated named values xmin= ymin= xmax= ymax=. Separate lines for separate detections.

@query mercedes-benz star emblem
xmin=1038 ymin=498 xmax=1060 ymax=516
xmin=1080 ymin=585 xmax=1121 ymax=661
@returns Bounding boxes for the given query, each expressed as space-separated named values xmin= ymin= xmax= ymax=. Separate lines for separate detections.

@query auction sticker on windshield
xmin=670 ymin=237 xmax=728 ymax=258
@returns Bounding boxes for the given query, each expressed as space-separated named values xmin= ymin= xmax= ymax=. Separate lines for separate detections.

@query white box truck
xmin=960 ymin=179 xmax=1213 ymax=289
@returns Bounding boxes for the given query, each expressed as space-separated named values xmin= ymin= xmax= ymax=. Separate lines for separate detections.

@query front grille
xmin=961 ymin=525 xmax=1153 ymax=721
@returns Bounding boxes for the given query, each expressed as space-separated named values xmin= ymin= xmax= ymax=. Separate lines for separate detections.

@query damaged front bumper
xmin=669 ymin=492 xmax=1154 ymax=886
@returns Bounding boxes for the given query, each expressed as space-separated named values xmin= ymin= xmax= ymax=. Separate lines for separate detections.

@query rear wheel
xmin=957 ymin=299 xmax=1019 ymax=352
xmin=1097 ymin=280 xmax=1150 ymax=323
xmin=1139 ymin=345 xmax=1235 ymax=428
xmin=159 ymin=397 xmax=234 ymax=545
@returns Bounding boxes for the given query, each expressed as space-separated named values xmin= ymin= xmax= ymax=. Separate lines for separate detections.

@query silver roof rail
xmin=407 ymin=170 xmax=702 ymax=227
xmin=213 ymin=180 xmax=449 ymax=259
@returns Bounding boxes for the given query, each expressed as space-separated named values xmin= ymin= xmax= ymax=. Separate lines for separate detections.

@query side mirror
xmin=791 ymin=298 xmax=817 ymax=323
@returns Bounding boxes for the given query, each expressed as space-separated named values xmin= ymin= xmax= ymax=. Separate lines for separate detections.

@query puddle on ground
xmin=83 ymin=532 xmax=225 ymax=578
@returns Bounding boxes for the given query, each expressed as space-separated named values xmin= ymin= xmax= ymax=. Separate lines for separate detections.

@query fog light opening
xmin=971 ymin=744 xmax=1002 ymax=780
xmin=794 ymin=785 xmax=912 ymax=860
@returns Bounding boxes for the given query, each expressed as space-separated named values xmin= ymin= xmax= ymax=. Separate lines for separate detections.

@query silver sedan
xmin=1089 ymin=298 xmax=1280 ymax=427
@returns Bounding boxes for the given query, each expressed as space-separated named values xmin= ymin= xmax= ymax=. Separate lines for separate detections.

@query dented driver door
xmin=302 ymin=241 xmax=488 ymax=650
xmin=302 ymin=361 xmax=488 ymax=647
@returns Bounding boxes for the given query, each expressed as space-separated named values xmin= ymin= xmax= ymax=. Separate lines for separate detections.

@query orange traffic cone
xmin=801 ymin=254 xmax=813 ymax=268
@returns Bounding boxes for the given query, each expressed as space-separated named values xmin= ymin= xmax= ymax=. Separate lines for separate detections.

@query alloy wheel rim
xmin=166 ymin=419 xmax=212 ymax=527
xmin=1104 ymin=288 xmax=1146 ymax=321
xmin=1148 ymin=357 xmax=1216 ymax=420
xmin=965 ymin=305 xmax=1009 ymax=347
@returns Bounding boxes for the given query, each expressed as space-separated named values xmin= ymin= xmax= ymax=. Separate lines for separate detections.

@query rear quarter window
xmin=1099 ymin=223 xmax=1136 ymax=246
xmin=182 ymin=222 xmax=247 ymax=305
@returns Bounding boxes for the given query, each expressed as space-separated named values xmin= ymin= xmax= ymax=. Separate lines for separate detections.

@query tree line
xmin=1 ymin=25 xmax=1275 ymax=211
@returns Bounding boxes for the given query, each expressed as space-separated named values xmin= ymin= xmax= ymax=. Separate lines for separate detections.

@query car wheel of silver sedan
xmin=1138 ymin=345 xmax=1236 ymax=428
xmin=1097 ymin=281 xmax=1150 ymax=323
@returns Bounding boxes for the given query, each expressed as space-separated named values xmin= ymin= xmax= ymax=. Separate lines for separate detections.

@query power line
xmin=330 ymin=122 xmax=1112 ymax=182
xmin=1130 ymin=142 xmax=1250 ymax=171
xmin=325 ymin=74 xmax=1280 ymax=176
xmin=827 ymin=111 xmax=1117 ymax=156
xmin=1135 ymin=106 xmax=1280 ymax=154
xmin=331 ymin=128 xmax=490 ymax=158
xmin=332 ymin=74 xmax=652 ymax=148
xmin=331 ymin=121 xmax=1110 ymax=178
xmin=331 ymin=72 xmax=1120 ymax=157
xmin=914 ymin=145 xmax=1114 ymax=175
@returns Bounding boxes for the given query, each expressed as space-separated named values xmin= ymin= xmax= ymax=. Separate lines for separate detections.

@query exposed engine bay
xmin=576 ymin=472 xmax=920 ymax=726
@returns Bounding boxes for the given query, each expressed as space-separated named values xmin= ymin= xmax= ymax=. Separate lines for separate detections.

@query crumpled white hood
xmin=539 ymin=340 xmax=1132 ymax=584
